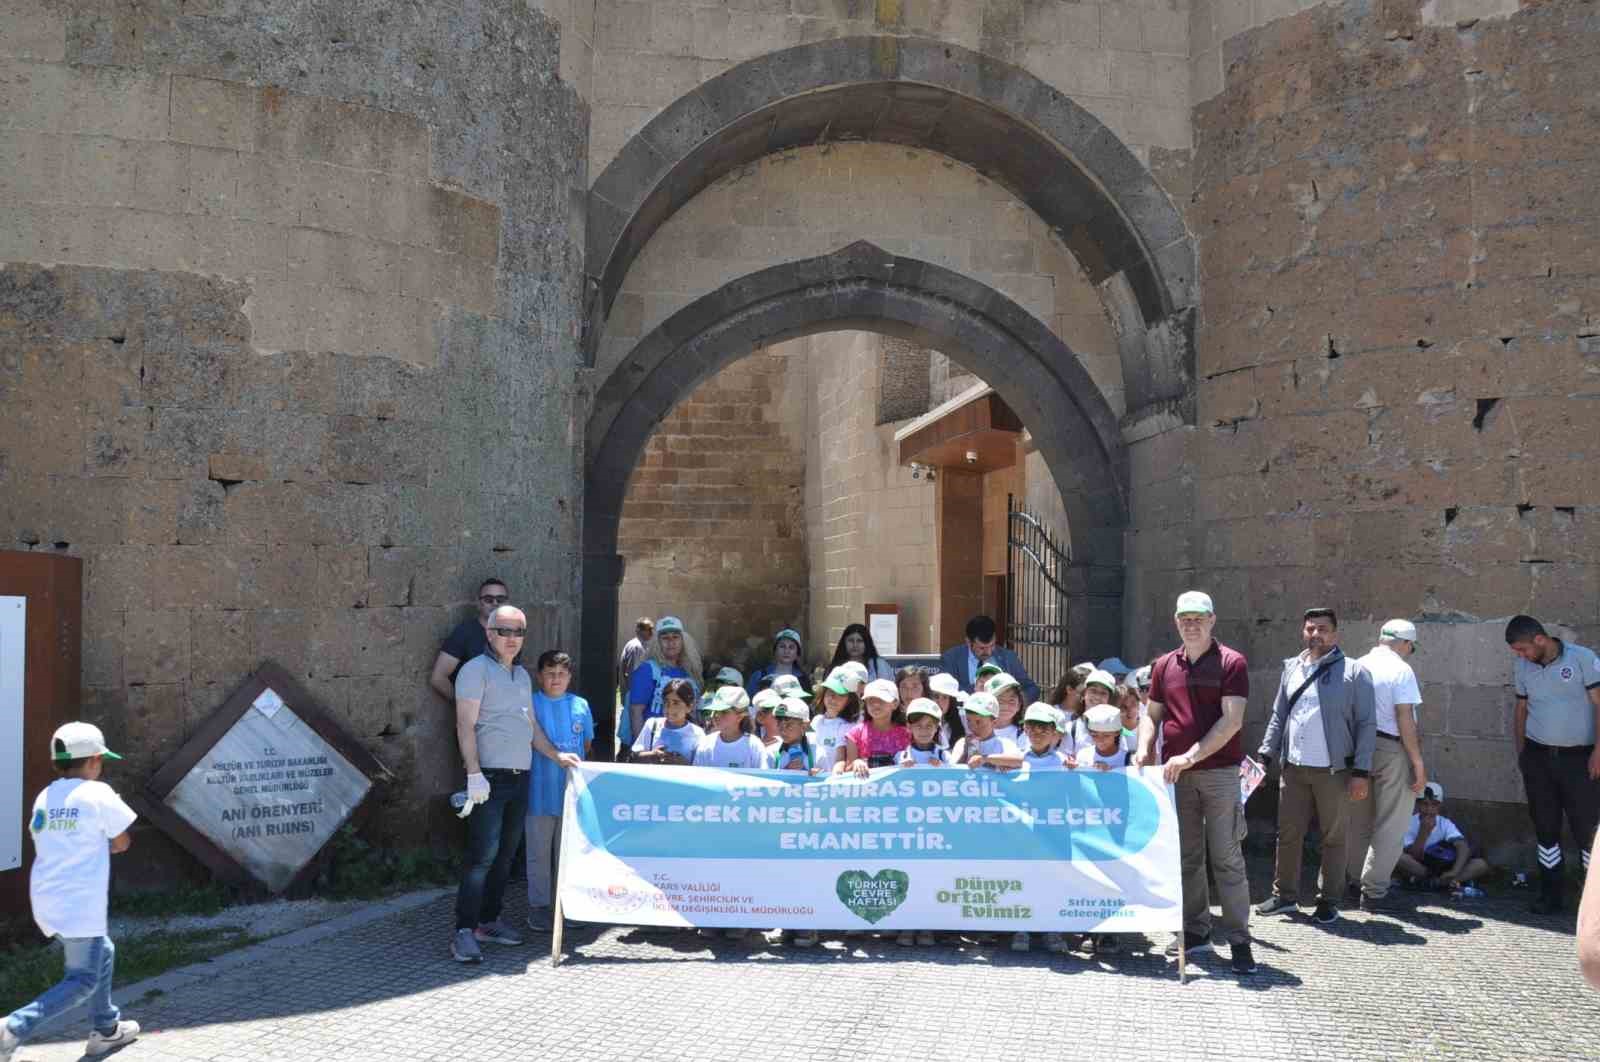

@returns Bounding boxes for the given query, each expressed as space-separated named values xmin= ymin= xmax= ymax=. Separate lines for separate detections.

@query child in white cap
xmin=809 ymin=668 xmax=861 ymax=775
xmin=771 ymin=699 xmax=821 ymax=774
xmin=926 ymin=672 xmax=967 ymax=749
xmin=838 ymin=679 xmax=912 ymax=776
xmin=1021 ymin=703 xmax=1071 ymax=771
xmin=693 ymin=687 xmax=771 ymax=769
xmin=898 ymin=700 xmax=950 ymax=767
xmin=952 ymin=692 xmax=1023 ymax=771
xmin=984 ymin=672 xmax=1026 ymax=745
xmin=750 ymin=687 xmax=784 ymax=751
xmin=3 ymin=723 xmax=141 ymax=1060
xmin=1078 ymin=703 xmax=1134 ymax=770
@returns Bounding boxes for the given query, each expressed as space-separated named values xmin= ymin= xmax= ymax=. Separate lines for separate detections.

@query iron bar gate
xmin=1004 ymin=495 xmax=1071 ymax=689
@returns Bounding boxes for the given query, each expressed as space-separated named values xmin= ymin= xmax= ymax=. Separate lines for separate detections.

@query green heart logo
xmin=836 ymin=869 xmax=910 ymax=924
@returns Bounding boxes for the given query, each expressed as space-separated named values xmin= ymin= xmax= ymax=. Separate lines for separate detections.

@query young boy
xmin=952 ymin=692 xmax=1023 ymax=770
xmin=1396 ymin=783 xmax=1491 ymax=892
xmin=899 ymin=699 xmax=949 ymax=765
xmin=526 ymin=651 xmax=593 ymax=932
xmin=3 ymin=723 xmax=141 ymax=1060
xmin=1078 ymin=703 xmax=1133 ymax=770
xmin=771 ymin=698 xmax=820 ymax=773
xmin=1021 ymin=703 xmax=1070 ymax=770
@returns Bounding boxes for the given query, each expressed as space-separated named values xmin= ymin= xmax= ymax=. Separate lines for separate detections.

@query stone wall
xmin=804 ymin=331 xmax=939 ymax=656
xmin=616 ymin=344 xmax=809 ymax=672
xmin=1129 ymin=0 xmax=1600 ymax=851
xmin=0 ymin=0 xmax=587 ymax=869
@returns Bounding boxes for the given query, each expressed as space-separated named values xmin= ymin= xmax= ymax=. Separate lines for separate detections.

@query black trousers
xmin=1519 ymin=740 xmax=1600 ymax=877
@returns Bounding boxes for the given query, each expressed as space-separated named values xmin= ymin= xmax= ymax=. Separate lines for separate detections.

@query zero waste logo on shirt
xmin=837 ymin=869 xmax=910 ymax=923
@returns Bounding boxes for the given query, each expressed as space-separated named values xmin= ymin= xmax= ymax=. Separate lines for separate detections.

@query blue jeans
xmin=454 ymin=768 xmax=528 ymax=930
xmin=5 ymin=935 xmax=120 ymax=1043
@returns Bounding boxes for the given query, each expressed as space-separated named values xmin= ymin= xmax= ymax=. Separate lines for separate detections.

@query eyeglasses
xmin=489 ymin=627 xmax=526 ymax=638
xmin=480 ymin=594 xmax=509 ymax=604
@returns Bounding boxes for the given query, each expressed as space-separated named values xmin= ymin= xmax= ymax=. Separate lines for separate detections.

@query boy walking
xmin=2 ymin=723 xmax=141 ymax=1060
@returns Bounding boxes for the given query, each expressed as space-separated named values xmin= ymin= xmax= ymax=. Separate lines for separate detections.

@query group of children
xmin=625 ymin=656 xmax=1156 ymax=954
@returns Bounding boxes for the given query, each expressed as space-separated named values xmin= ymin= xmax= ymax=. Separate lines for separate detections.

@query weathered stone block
xmin=188 ymin=608 xmax=254 ymax=687
xmin=124 ymin=608 xmax=191 ymax=685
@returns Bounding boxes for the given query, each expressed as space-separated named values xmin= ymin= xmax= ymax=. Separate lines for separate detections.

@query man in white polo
xmin=1347 ymin=620 xmax=1426 ymax=909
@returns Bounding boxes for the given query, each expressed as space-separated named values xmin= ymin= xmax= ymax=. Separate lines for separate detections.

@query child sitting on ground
xmin=2 ymin=723 xmax=141 ymax=1061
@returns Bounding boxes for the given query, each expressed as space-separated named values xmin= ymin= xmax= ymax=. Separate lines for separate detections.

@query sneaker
xmin=1359 ymin=891 xmax=1403 ymax=913
xmin=794 ymin=929 xmax=819 ymax=948
xmin=526 ymin=907 xmax=554 ymax=932
xmin=916 ymin=930 xmax=936 ymax=947
xmin=896 ymin=929 xmax=915 ymax=946
xmin=475 ymin=920 xmax=524 ymax=946
xmin=1044 ymin=931 xmax=1066 ymax=953
xmin=1312 ymin=902 xmax=1339 ymax=925
xmin=1 ymin=1025 xmax=19 ymax=1062
xmin=85 ymin=1021 xmax=141 ymax=1056
xmin=1230 ymin=940 xmax=1258 ymax=975
xmin=1094 ymin=933 xmax=1121 ymax=954
xmin=1010 ymin=931 xmax=1031 ymax=952
xmin=451 ymin=927 xmax=483 ymax=963
xmin=1255 ymin=895 xmax=1297 ymax=916
xmin=1164 ymin=931 xmax=1213 ymax=957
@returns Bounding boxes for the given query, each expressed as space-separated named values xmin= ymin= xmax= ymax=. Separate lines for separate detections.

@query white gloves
xmin=457 ymin=772 xmax=490 ymax=818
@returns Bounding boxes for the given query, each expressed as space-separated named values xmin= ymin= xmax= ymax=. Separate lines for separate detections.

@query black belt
xmin=1377 ymin=732 xmax=1400 ymax=742
xmin=1525 ymin=739 xmax=1594 ymax=757
xmin=483 ymin=766 xmax=526 ymax=775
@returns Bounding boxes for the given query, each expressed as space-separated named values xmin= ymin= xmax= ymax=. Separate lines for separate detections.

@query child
xmin=1078 ymin=703 xmax=1134 ymax=770
xmin=769 ymin=673 xmax=812 ymax=704
xmin=895 ymin=666 xmax=930 ymax=708
xmin=1118 ymin=684 xmax=1143 ymax=741
xmin=747 ymin=687 xmax=781 ymax=750
xmin=3 ymin=723 xmax=140 ymax=1059
xmin=1021 ymin=703 xmax=1071 ymax=770
xmin=771 ymin=698 xmax=821 ymax=774
xmin=976 ymin=660 xmax=1004 ymax=687
xmin=631 ymin=678 xmax=704 ymax=765
xmin=526 ymin=650 xmax=593 ymax=929
xmin=1080 ymin=669 xmax=1117 ymax=712
xmin=810 ymin=669 xmax=860 ymax=774
xmin=898 ymin=700 xmax=949 ymax=767
xmin=952 ymin=692 xmax=1023 ymax=770
xmin=984 ymin=672 xmax=1026 ymax=745
xmin=926 ymin=672 xmax=967 ymax=749
xmin=838 ymin=678 xmax=911 ymax=776
xmin=693 ymin=686 xmax=770 ymax=769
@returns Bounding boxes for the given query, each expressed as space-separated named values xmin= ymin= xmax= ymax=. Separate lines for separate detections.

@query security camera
xmin=964 ymin=450 xmax=978 ymax=465
xmin=911 ymin=464 xmax=922 ymax=480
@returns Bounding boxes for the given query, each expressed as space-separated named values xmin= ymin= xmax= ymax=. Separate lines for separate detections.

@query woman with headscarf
xmin=828 ymin=623 xmax=894 ymax=684
xmin=746 ymin=627 xmax=813 ymax=697
xmin=622 ymin=615 xmax=703 ymax=750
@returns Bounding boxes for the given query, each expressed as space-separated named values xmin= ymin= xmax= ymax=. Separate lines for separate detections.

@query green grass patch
xmin=111 ymin=883 xmax=233 ymax=919
xmin=314 ymin=826 xmax=455 ymax=900
xmin=0 ymin=926 xmax=258 ymax=1016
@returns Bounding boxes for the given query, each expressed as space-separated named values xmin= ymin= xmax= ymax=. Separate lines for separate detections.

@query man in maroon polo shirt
xmin=1134 ymin=590 xmax=1255 ymax=975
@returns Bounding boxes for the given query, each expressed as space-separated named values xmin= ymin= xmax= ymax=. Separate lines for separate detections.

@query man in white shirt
xmin=1347 ymin=620 xmax=1427 ymax=908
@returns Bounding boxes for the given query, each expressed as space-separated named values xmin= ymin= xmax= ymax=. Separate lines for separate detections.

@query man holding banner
xmin=1135 ymin=590 xmax=1256 ymax=975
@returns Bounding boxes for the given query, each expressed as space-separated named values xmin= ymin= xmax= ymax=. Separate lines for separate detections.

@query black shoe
xmin=1312 ymin=902 xmax=1338 ymax=925
xmin=1164 ymin=931 xmax=1212 ymax=957
xmin=1230 ymin=940 xmax=1257 ymax=975
xmin=1531 ymin=894 xmax=1564 ymax=915
xmin=1255 ymin=895 xmax=1297 ymax=916
xmin=1359 ymin=891 xmax=1404 ymax=913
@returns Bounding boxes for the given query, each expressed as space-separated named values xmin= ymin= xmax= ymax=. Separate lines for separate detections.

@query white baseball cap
xmin=1175 ymin=590 xmax=1215 ymax=616
xmin=710 ymin=685 xmax=750 ymax=713
xmin=1085 ymin=704 xmax=1123 ymax=734
xmin=905 ymin=698 xmax=942 ymax=721
xmin=1083 ymin=669 xmax=1118 ymax=692
xmin=1381 ymin=619 xmax=1419 ymax=643
xmin=52 ymin=721 xmax=121 ymax=761
xmin=714 ymin=666 xmax=744 ymax=687
xmin=656 ymin=615 xmax=685 ymax=634
xmin=770 ymin=673 xmax=812 ymax=699
xmin=926 ymin=672 xmax=966 ymax=701
xmin=750 ymin=688 xmax=783 ymax=711
xmin=861 ymin=678 xmax=898 ymax=703
xmin=1421 ymin=782 xmax=1444 ymax=801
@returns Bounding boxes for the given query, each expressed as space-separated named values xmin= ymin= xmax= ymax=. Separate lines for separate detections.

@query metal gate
xmin=1004 ymin=495 xmax=1071 ymax=689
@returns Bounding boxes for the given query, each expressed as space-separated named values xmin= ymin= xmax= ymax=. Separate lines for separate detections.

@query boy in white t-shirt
xmin=2 ymin=723 xmax=141 ymax=1060
xmin=1021 ymin=703 xmax=1071 ymax=771
xmin=1395 ymin=783 xmax=1491 ymax=891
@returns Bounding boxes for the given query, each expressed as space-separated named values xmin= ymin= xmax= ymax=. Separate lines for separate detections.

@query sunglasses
xmin=489 ymin=627 xmax=526 ymax=638
xmin=480 ymin=594 xmax=510 ymax=604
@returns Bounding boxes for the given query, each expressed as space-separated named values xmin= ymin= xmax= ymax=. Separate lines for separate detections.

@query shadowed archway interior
xmin=584 ymin=35 xmax=1197 ymax=423
xmin=580 ymin=243 xmax=1128 ymax=751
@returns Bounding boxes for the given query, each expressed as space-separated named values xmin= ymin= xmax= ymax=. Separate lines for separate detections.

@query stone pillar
xmin=0 ymin=0 xmax=587 ymax=866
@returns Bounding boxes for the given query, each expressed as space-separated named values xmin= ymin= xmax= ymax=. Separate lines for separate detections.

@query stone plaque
xmin=143 ymin=663 xmax=391 ymax=893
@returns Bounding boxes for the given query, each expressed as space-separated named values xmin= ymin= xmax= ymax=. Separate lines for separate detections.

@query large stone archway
xmin=584 ymin=35 xmax=1197 ymax=426
xmin=579 ymin=242 xmax=1127 ymax=749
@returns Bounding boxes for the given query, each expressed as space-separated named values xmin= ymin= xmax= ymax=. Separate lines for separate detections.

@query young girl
xmin=985 ymin=673 xmax=1026 ymax=746
xmin=838 ymin=679 xmax=911 ymax=776
xmin=926 ymin=672 xmax=966 ymax=749
xmin=692 ymin=687 xmax=770 ymax=769
xmin=897 ymin=700 xmax=949 ymax=767
xmin=630 ymin=678 xmax=704 ymax=765
xmin=952 ymin=693 xmax=1023 ymax=770
xmin=1118 ymin=684 xmax=1142 ymax=742
xmin=748 ymin=688 xmax=780 ymax=750
xmin=1071 ymin=669 xmax=1118 ymax=759
xmin=770 ymin=699 xmax=820 ymax=774
xmin=623 ymin=615 xmax=702 ymax=752
xmin=746 ymin=627 xmax=812 ymax=697
xmin=810 ymin=669 xmax=859 ymax=773
xmin=895 ymin=666 xmax=930 ymax=709
xmin=828 ymin=623 xmax=894 ymax=683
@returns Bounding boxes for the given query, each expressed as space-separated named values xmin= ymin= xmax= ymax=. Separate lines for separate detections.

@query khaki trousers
xmin=1271 ymin=762 xmax=1350 ymax=906
xmin=1345 ymin=739 xmax=1414 ymax=899
xmin=1175 ymin=766 xmax=1251 ymax=944
xmin=525 ymin=813 xmax=562 ymax=909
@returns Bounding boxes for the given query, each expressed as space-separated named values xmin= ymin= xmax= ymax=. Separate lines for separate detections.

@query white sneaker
xmin=85 ymin=1020 xmax=141 ymax=1055
xmin=1 ymin=1025 xmax=20 ymax=1062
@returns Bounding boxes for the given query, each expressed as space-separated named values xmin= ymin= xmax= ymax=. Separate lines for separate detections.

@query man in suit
xmin=938 ymin=615 xmax=1039 ymax=701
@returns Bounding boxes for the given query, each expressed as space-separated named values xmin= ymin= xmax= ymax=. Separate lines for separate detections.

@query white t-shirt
xmin=1022 ymin=748 xmax=1068 ymax=771
xmin=1403 ymin=814 xmax=1465 ymax=859
xmin=1071 ymin=732 xmax=1134 ymax=769
xmin=898 ymin=744 xmax=948 ymax=766
xmin=1359 ymin=644 xmax=1422 ymax=737
xmin=958 ymin=733 xmax=1020 ymax=768
xmin=810 ymin=715 xmax=853 ymax=772
xmin=29 ymin=779 xmax=137 ymax=939
xmin=693 ymin=733 xmax=771 ymax=769
xmin=632 ymin=717 xmax=704 ymax=762
xmin=994 ymin=724 xmax=1022 ymax=746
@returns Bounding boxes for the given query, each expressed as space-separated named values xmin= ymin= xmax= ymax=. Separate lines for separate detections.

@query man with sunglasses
xmin=430 ymin=578 xmax=513 ymax=702
xmin=450 ymin=606 xmax=580 ymax=963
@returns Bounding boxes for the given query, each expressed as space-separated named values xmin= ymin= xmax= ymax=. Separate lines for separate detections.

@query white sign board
xmin=163 ymin=690 xmax=372 ymax=891
xmin=868 ymin=612 xmax=899 ymax=657
xmin=1 ymin=597 xmax=24 ymax=872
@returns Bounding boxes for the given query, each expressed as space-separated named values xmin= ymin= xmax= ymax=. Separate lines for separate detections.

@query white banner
xmin=1 ymin=596 xmax=24 ymax=873
xmin=558 ymin=763 xmax=1183 ymax=933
